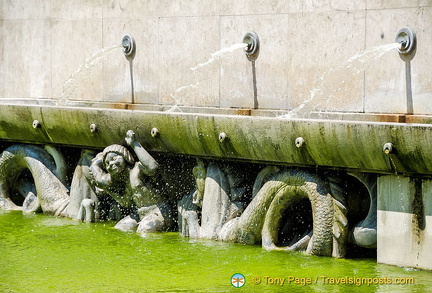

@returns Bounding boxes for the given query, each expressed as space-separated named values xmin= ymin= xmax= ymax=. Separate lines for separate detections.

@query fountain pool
xmin=1 ymin=210 xmax=430 ymax=292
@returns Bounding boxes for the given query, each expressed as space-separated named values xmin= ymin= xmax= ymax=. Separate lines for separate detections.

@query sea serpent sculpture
xmin=0 ymin=144 xmax=69 ymax=215
xmin=220 ymin=169 xmax=348 ymax=257
xmin=179 ymin=165 xmax=348 ymax=258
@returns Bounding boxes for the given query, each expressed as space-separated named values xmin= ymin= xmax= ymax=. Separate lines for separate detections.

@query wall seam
xmin=101 ymin=0 xmax=105 ymax=102
xmin=363 ymin=6 xmax=367 ymax=113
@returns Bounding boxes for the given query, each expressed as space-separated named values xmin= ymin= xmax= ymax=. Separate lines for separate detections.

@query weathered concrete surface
xmin=1 ymin=2 xmax=431 ymax=114
xmin=2 ymin=104 xmax=432 ymax=175
xmin=377 ymin=175 xmax=432 ymax=270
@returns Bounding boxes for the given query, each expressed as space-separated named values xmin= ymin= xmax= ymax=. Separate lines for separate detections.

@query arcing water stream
xmin=281 ymin=43 xmax=401 ymax=118
xmin=191 ymin=43 xmax=247 ymax=72
xmin=57 ymin=45 xmax=122 ymax=106
xmin=167 ymin=43 xmax=248 ymax=112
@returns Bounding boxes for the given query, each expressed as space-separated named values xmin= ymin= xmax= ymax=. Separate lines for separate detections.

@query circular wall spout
xmin=243 ymin=31 xmax=260 ymax=62
xmin=32 ymin=120 xmax=41 ymax=129
xmin=219 ymin=132 xmax=227 ymax=142
xmin=89 ymin=123 xmax=98 ymax=133
xmin=395 ymin=27 xmax=416 ymax=61
xmin=122 ymin=34 xmax=136 ymax=61
xmin=383 ymin=142 xmax=394 ymax=155
xmin=151 ymin=128 xmax=159 ymax=138
xmin=295 ymin=137 xmax=304 ymax=148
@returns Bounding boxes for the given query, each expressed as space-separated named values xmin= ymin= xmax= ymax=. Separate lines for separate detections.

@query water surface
xmin=0 ymin=211 xmax=430 ymax=292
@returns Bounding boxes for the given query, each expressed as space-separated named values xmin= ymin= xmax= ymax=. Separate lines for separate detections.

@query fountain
xmin=0 ymin=29 xmax=425 ymax=253
xmin=1 ymin=4 xmax=432 ymax=289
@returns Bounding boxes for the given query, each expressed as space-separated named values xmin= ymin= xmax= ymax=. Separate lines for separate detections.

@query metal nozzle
xmin=243 ymin=31 xmax=260 ymax=62
xmin=122 ymin=34 xmax=136 ymax=60
xmin=395 ymin=27 xmax=416 ymax=60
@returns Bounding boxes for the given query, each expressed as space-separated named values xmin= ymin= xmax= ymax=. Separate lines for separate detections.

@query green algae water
xmin=0 ymin=211 xmax=430 ymax=293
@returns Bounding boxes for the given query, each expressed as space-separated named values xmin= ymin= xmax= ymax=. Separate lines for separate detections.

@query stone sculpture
xmin=0 ymin=141 xmax=361 ymax=258
xmin=0 ymin=131 xmax=171 ymax=234
xmin=348 ymin=173 xmax=377 ymax=248
xmin=220 ymin=168 xmax=348 ymax=258
xmin=178 ymin=159 xmax=248 ymax=239
xmin=178 ymin=165 xmax=349 ymax=258
xmin=87 ymin=130 xmax=171 ymax=233
xmin=0 ymin=144 xmax=70 ymax=214
xmin=64 ymin=149 xmax=99 ymax=222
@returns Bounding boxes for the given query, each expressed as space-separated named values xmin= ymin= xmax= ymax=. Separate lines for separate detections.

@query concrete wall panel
xmin=0 ymin=19 xmax=4 ymax=98
xmin=367 ymin=0 xmax=421 ymax=10
xmin=287 ymin=10 xmax=366 ymax=113
xmin=378 ymin=175 xmax=432 ymax=270
xmin=2 ymin=0 xmax=50 ymax=20
xmin=102 ymin=18 xmax=159 ymax=104
xmin=1 ymin=1 xmax=431 ymax=113
xmin=289 ymin=0 xmax=365 ymax=13
xmin=159 ymin=0 xmax=220 ymax=17
xmin=365 ymin=7 xmax=432 ymax=114
xmin=159 ymin=16 xmax=221 ymax=107
xmin=51 ymin=0 xmax=102 ymax=19
xmin=221 ymin=0 xmax=289 ymax=15
xmin=3 ymin=20 xmax=52 ymax=99
xmin=51 ymin=20 xmax=103 ymax=102
xmin=102 ymin=0 xmax=159 ymax=19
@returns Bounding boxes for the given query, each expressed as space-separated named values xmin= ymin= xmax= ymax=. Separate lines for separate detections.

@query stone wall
xmin=378 ymin=175 xmax=432 ymax=270
xmin=1 ymin=1 xmax=431 ymax=113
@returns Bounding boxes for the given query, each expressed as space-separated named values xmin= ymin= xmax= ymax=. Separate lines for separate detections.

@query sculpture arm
xmin=125 ymin=130 xmax=158 ymax=176
xmin=89 ymin=153 xmax=111 ymax=188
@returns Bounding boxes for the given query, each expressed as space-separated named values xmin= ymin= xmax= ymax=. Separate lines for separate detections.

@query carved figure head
xmin=102 ymin=145 xmax=134 ymax=176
